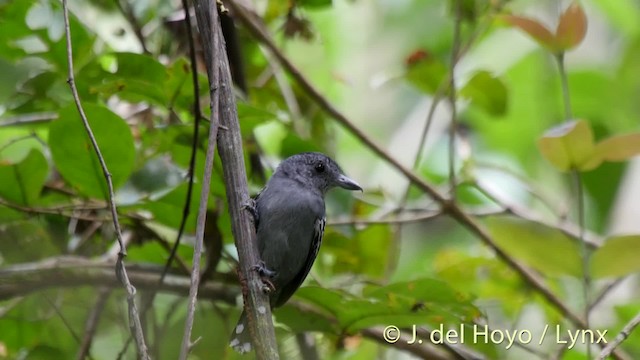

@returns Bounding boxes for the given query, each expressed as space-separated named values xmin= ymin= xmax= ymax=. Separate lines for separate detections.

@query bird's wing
xmin=274 ymin=216 xmax=325 ymax=307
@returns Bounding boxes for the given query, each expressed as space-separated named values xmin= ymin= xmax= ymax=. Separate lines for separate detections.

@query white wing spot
xmin=229 ymin=338 xmax=239 ymax=347
xmin=235 ymin=323 xmax=244 ymax=334
xmin=242 ymin=342 xmax=252 ymax=353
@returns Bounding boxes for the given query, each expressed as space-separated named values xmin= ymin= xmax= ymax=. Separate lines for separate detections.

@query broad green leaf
xmin=485 ymin=216 xmax=582 ymax=276
xmin=127 ymin=239 xmax=193 ymax=264
xmin=49 ymin=104 xmax=135 ymax=199
xmin=595 ymin=133 xmax=640 ymax=161
xmin=323 ymin=225 xmax=391 ymax=278
xmin=502 ymin=15 xmax=556 ymax=51
xmin=296 ymin=279 xmax=480 ymax=333
xmin=404 ymin=50 xmax=448 ymax=94
xmin=537 ymin=120 xmax=597 ymax=171
xmin=92 ymin=52 xmax=168 ymax=106
xmin=237 ymin=102 xmax=276 ymax=137
xmin=280 ymin=133 xmax=322 ymax=158
xmin=275 ymin=305 xmax=337 ymax=333
xmin=135 ymin=183 xmax=200 ymax=231
xmin=592 ymin=235 xmax=640 ymax=278
xmin=298 ymin=0 xmax=332 ymax=9
xmin=460 ymin=71 xmax=508 ymax=116
xmin=0 ymin=149 xmax=48 ymax=205
xmin=556 ymin=2 xmax=588 ymax=51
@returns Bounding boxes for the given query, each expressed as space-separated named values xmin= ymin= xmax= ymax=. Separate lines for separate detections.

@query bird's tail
xmin=229 ymin=311 xmax=252 ymax=354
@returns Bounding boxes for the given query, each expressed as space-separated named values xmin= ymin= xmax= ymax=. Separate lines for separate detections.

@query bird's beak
xmin=336 ymin=174 xmax=363 ymax=192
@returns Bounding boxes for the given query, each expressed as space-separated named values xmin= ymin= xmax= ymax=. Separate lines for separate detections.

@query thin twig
xmin=597 ymin=311 xmax=640 ymax=360
xmin=573 ymin=170 xmax=591 ymax=359
xmin=44 ymin=295 xmax=84 ymax=347
xmin=448 ymin=0 xmax=462 ymax=199
xmin=61 ymin=2 xmax=149 ymax=358
xmin=555 ymin=53 xmax=573 ymax=120
xmin=590 ymin=278 xmax=624 ymax=311
xmin=114 ymin=0 xmax=149 ymax=54
xmin=159 ymin=0 xmax=204 ymax=283
xmin=76 ymin=288 xmax=111 ymax=360
xmin=329 ymin=207 xmax=504 ymax=226
xmin=0 ymin=112 xmax=58 ymax=127
xmin=133 ymin=0 xmax=204 ymax=342
xmin=178 ymin=0 xmax=222 ymax=357
xmin=472 ymin=180 xmax=602 ymax=248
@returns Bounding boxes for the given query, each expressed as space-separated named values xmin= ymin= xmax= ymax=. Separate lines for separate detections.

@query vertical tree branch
xmin=191 ymin=1 xmax=279 ymax=358
xmin=557 ymin=48 xmax=592 ymax=357
xmin=61 ymin=2 xmax=149 ymax=358
xmin=178 ymin=0 xmax=221 ymax=358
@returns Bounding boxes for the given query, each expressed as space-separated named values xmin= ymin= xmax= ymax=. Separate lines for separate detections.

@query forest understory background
xmin=2 ymin=0 xmax=640 ymax=359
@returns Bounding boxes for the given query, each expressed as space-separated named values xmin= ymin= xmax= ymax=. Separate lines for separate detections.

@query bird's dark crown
xmin=274 ymin=152 xmax=360 ymax=194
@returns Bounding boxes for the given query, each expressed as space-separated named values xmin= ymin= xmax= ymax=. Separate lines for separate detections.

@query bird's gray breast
xmin=255 ymin=178 xmax=325 ymax=292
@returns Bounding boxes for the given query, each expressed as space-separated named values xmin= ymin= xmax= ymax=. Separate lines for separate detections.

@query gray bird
xmin=229 ymin=152 xmax=362 ymax=354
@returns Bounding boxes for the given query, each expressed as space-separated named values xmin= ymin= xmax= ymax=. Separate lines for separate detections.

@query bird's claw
xmin=251 ymin=261 xmax=277 ymax=278
xmin=251 ymin=261 xmax=277 ymax=294
xmin=243 ymin=198 xmax=258 ymax=223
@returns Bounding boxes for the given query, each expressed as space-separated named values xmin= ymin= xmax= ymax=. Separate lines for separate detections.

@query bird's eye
xmin=314 ymin=162 xmax=325 ymax=173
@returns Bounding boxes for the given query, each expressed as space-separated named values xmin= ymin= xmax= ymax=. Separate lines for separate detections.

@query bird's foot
xmin=251 ymin=261 xmax=277 ymax=294
xmin=243 ymin=198 xmax=258 ymax=223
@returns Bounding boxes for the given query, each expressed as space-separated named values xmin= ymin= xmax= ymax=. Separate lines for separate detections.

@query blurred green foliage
xmin=2 ymin=0 xmax=640 ymax=359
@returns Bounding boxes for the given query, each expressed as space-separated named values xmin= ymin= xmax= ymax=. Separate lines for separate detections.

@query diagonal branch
xmin=76 ymin=288 xmax=111 ymax=360
xmin=598 ymin=311 xmax=640 ymax=360
xmin=61 ymin=1 xmax=149 ymax=358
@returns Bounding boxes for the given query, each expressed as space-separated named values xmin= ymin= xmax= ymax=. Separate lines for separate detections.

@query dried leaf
xmin=503 ymin=15 xmax=556 ymax=51
xmin=556 ymin=2 xmax=588 ymax=51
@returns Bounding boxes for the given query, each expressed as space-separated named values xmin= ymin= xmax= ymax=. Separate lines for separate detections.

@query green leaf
xmin=127 ymin=239 xmax=193 ymax=264
xmin=296 ymin=279 xmax=480 ymax=333
xmin=537 ymin=120 xmax=597 ymax=171
xmin=592 ymin=235 xmax=640 ymax=278
xmin=460 ymin=71 xmax=508 ymax=116
xmin=237 ymin=102 xmax=276 ymax=137
xmin=280 ymin=134 xmax=322 ymax=158
xmin=298 ymin=0 xmax=332 ymax=9
xmin=49 ymin=104 xmax=135 ymax=199
xmin=0 ymin=149 xmax=48 ymax=205
xmin=485 ymin=216 xmax=582 ymax=276
xmin=595 ymin=133 xmax=640 ymax=162
xmin=323 ymin=225 xmax=392 ymax=278
xmin=275 ymin=305 xmax=338 ymax=333
xmin=92 ymin=52 xmax=168 ymax=106
xmin=404 ymin=50 xmax=448 ymax=94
